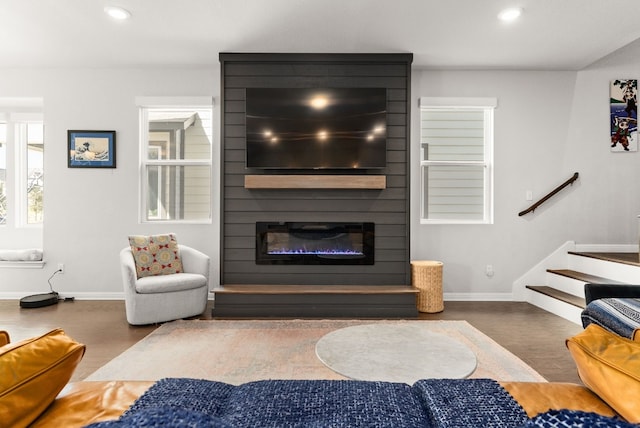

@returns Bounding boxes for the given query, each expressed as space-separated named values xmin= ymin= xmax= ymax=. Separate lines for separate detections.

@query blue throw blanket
xmin=85 ymin=377 xmax=529 ymax=427
xmin=85 ymin=378 xmax=635 ymax=427
xmin=582 ymin=298 xmax=640 ymax=339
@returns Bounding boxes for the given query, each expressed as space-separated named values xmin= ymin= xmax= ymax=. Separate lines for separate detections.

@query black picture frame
xmin=67 ymin=130 xmax=116 ymax=168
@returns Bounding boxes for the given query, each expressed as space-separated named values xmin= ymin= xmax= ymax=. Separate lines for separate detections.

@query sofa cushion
xmin=85 ymin=407 xmax=233 ymax=428
xmin=89 ymin=378 xmax=430 ymax=427
xmin=415 ymin=378 xmax=528 ymax=426
xmin=0 ymin=248 xmax=43 ymax=261
xmin=128 ymin=234 xmax=183 ymax=278
xmin=29 ymin=381 xmax=154 ymax=427
xmin=500 ymin=381 xmax=617 ymax=418
xmin=0 ymin=328 xmax=85 ymax=427
xmin=566 ymin=324 xmax=640 ymax=423
xmin=85 ymin=378 xmax=532 ymax=428
xmin=135 ymin=273 xmax=207 ymax=294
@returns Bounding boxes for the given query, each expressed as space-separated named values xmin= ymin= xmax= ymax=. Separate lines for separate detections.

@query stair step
xmin=526 ymin=285 xmax=586 ymax=309
xmin=546 ymin=269 xmax=627 ymax=285
xmin=523 ymin=250 xmax=640 ymax=325
xmin=568 ymin=251 xmax=640 ymax=267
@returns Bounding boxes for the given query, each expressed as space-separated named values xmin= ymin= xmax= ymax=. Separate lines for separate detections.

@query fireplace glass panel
xmin=256 ymin=222 xmax=374 ymax=265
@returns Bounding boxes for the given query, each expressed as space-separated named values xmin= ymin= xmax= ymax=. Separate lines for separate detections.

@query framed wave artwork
xmin=68 ymin=130 xmax=116 ymax=168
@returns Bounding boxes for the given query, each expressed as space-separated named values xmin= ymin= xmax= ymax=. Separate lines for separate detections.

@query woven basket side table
xmin=410 ymin=260 xmax=444 ymax=313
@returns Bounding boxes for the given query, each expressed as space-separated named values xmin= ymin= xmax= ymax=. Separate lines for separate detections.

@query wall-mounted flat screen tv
xmin=245 ymin=88 xmax=387 ymax=169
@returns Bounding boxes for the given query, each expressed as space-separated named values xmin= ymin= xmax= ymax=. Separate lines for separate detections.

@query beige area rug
xmin=86 ymin=319 xmax=546 ymax=384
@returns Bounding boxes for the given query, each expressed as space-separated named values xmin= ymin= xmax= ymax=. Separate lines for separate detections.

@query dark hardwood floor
xmin=0 ymin=300 xmax=583 ymax=384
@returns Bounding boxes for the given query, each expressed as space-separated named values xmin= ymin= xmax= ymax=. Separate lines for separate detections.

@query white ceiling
xmin=2 ymin=0 xmax=640 ymax=70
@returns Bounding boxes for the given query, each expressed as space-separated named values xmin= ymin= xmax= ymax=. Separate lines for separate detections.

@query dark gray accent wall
xmin=220 ymin=53 xmax=412 ymax=286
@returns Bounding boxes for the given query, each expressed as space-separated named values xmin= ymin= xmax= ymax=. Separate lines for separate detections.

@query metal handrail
xmin=518 ymin=172 xmax=579 ymax=216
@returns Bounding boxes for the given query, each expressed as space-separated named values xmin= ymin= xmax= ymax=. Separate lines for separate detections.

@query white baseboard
xmin=2 ymin=291 xmax=504 ymax=302
xmin=0 ymin=291 xmax=125 ymax=300
xmin=0 ymin=292 xmax=217 ymax=300
xmin=59 ymin=292 xmax=125 ymax=300
xmin=443 ymin=292 xmax=514 ymax=301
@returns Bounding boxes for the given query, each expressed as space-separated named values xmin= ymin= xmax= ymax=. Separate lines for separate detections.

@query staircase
xmin=514 ymin=242 xmax=640 ymax=324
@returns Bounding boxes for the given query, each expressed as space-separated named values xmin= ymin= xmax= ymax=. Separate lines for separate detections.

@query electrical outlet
xmin=526 ymin=190 xmax=533 ymax=201
xmin=485 ymin=264 xmax=494 ymax=277
xmin=57 ymin=263 xmax=64 ymax=274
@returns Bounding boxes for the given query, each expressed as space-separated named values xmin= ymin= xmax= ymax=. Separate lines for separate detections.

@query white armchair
xmin=120 ymin=244 xmax=210 ymax=325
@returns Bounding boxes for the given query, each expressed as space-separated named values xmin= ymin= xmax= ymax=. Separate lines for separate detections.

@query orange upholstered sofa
xmin=1 ymin=324 xmax=638 ymax=427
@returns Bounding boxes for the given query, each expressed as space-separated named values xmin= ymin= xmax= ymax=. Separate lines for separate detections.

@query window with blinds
xmin=419 ymin=97 xmax=496 ymax=224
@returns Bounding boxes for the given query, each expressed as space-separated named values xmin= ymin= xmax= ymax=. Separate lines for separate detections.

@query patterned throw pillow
xmin=128 ymin=234 xmax=183 ymax=278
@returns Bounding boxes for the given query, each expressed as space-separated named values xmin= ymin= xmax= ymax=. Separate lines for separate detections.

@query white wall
xmin=1 ymin=44 xmax=639 ymax=300
xmin=0 ymin=68 xmax=220 ymax=298
xmin=564 ymin=40 xmax=640 ymax=243
xmin=411 ymin=69 xmax=579 ymax=299
xmin=411 ymin=40 xmax=640 ymax=299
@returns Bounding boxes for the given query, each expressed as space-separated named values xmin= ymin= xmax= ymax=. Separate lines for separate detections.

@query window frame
xmin=137 ymin=97 xmax=214 ymax=224
xmin=0 ymin=112 xmax=44 ymax=229
xmin=418 ymin=97 xmax=496 ymax=225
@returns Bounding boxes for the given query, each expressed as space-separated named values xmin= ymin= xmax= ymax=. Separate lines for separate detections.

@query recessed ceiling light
xmin=498 ymin=7 xmax=523 ymax=22
xmin=104 ymin=6 xmax=131 ymax=20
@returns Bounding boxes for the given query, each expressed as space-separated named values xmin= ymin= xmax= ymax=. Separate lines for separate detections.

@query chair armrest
xmin=179 ymin=245 xmax=210 ymax=279
xmin=119 ymin=248 xmax=138 ymax=292
xmin=584 ymin=283 xmax=640 ymax=305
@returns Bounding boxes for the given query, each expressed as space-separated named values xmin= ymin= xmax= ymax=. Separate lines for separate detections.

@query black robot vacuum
xmin=20 ymin=292 xmax=59 ymax=308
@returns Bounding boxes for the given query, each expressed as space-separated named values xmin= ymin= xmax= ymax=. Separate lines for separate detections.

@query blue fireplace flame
xmin=268 ymin=248 xmax=364 ymax=256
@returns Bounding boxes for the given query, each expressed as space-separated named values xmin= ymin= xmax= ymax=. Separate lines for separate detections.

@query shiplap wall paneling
xmin=219 ymin=53 xmax=412 ymax=286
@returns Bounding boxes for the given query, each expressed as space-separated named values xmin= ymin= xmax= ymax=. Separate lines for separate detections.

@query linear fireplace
xmin=256 ymin=222 xmax=374 ymax=265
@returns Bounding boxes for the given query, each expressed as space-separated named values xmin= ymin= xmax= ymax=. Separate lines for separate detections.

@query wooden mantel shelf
xmin=244 ymin=174 xmax=386 ymax=189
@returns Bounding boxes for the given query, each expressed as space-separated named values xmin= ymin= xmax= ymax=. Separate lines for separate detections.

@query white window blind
xmin=419 ymin=97 xmax=496 ymax=224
